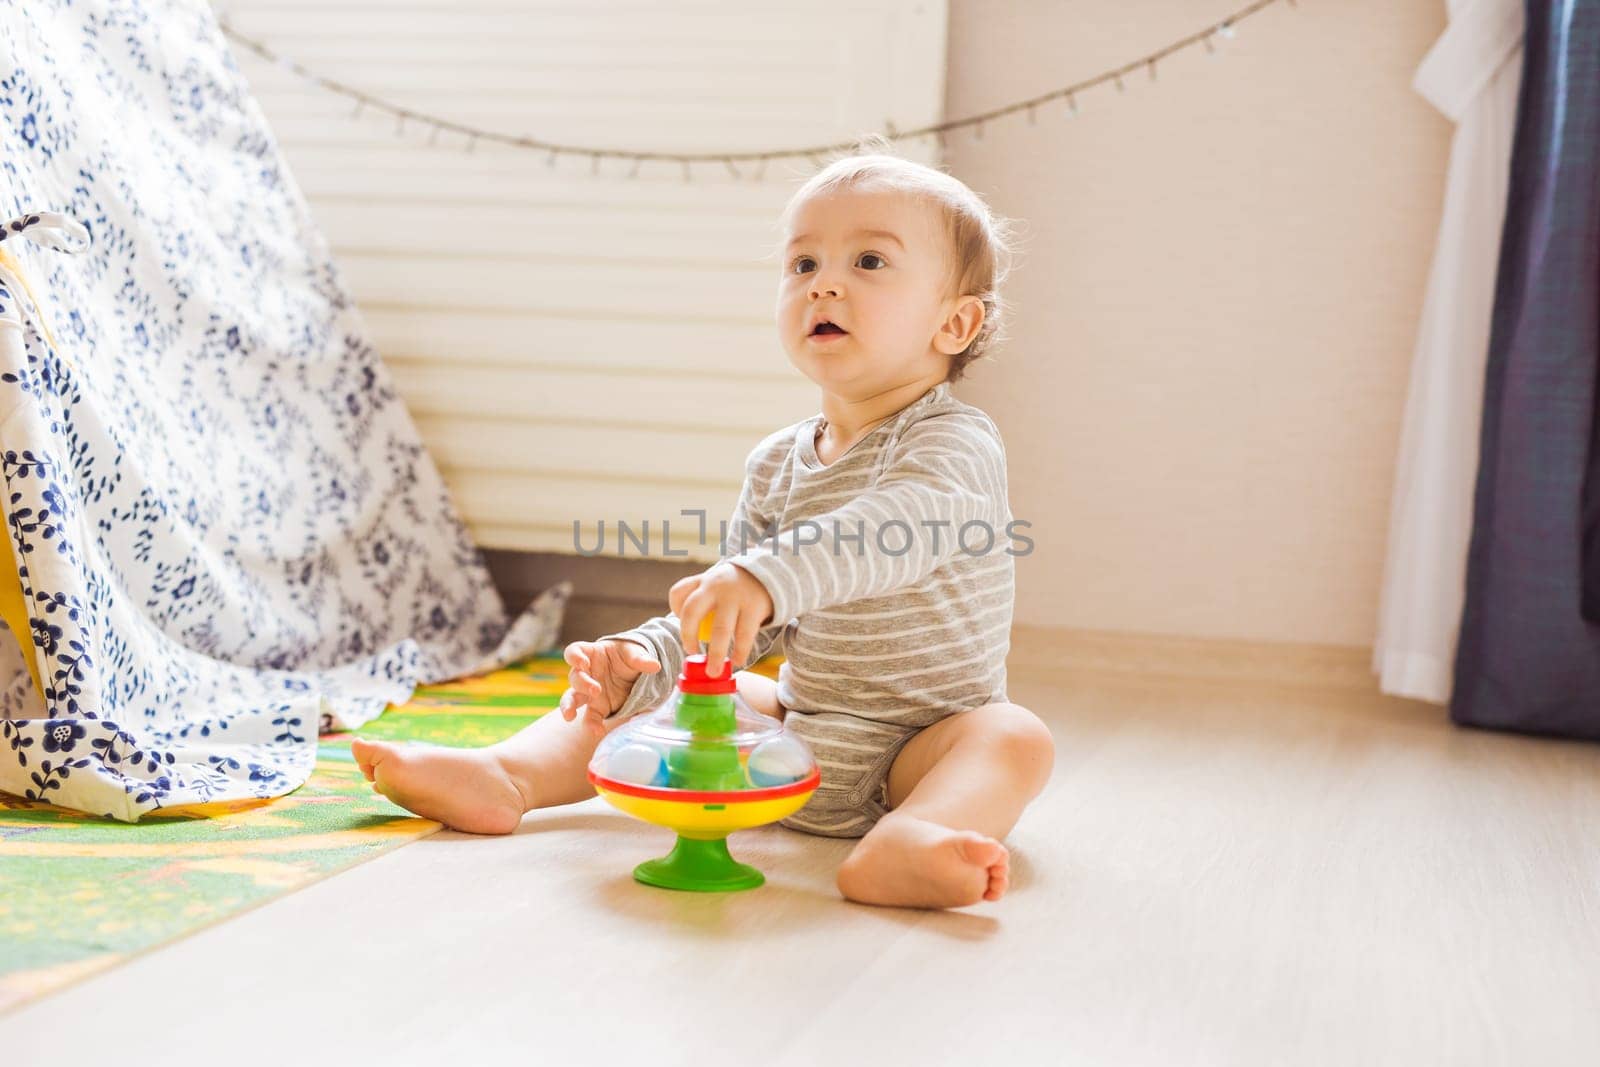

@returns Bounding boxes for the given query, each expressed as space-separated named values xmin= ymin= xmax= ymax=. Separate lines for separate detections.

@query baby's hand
xmin=560 ymin=638 xmax=661 ymax=737
xmin=670 ymin=562 xmax=774 ymax=679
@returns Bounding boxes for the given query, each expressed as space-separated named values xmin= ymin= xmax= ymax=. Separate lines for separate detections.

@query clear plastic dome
xmin=587 ymin=654 xmax=818 ymax=799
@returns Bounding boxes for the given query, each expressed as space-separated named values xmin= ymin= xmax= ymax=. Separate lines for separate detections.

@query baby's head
xmin=775 ymin=143 xmax=1012 ymax=395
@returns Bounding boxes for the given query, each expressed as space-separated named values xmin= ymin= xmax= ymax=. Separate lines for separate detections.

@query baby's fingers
xmin=704 ymin=609 xmax=737 ymax=678
xmin=564 ymin=662 xmax=599 ymax=697
xmin=563 ymin=643 xmax=591 ymax=672
xmin=668 ymin=574 xmax=701 ymax=619
xmin=677 ymin=589 xmax=712 ymax=659
xmin=559 ymin=687 xmax=582 ymax=722
xmin=731 ymin=610 xmax=762 ymax=673
xmin=620 ymin=644 xmax=660 ymax=674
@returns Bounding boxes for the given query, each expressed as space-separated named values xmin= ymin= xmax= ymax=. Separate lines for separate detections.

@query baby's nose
xmin=808 ymin=277 xmax=842 ymax=300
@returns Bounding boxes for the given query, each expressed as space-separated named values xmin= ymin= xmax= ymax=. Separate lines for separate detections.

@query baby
xmin=352 ymin=147 xmax=1055 ymax=909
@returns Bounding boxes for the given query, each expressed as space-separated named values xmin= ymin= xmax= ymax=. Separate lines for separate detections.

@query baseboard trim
xmin=1007 ymin=624 xmax=1377 ymax=693
xmin=483 ymin=549 xmax=1383 ymax=695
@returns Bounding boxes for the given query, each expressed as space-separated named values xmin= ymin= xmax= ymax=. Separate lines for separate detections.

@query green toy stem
xmin=667 ymin=692 xmax=745 ymax=791
xmin=633 ymin=834 xmax=765 ymax=892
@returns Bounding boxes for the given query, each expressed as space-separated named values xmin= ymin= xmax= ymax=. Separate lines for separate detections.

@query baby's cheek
xmin=776 ymin=297 xmax=806 ymax=331
xmin=877 ymin=306 xmax=926 ymax=345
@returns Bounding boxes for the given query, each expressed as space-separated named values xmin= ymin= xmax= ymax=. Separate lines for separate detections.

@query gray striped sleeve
xmin=725 ymin=413 xmax=1008 ymax=628
xmin=597 ymin=439 xmax=791 ymax=721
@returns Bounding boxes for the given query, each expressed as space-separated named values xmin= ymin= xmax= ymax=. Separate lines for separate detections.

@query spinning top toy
xmin=587 ymin=632 xmax=819 ymax=891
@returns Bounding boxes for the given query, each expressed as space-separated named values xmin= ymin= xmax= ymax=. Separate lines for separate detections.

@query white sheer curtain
xmin=1374 ymin=0 xmax=1524 ymax=704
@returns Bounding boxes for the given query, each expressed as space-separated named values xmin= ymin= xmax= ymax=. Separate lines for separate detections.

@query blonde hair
xmin=780 ymin=137 xmax=1015 ymax=381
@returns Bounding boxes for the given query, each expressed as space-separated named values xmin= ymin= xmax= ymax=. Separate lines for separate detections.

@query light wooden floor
xmin=7 ymin=658 xmax=1600 ymax=1065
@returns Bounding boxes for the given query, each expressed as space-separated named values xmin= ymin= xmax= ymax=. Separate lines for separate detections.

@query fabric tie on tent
xmin=0 ymin=211 xmax=90 ymax=253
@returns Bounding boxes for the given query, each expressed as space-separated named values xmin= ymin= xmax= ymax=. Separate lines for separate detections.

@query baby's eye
xmin=856 ymin=252 xmax=887 ymax=270
xmin=790 ymin=256 xmax=817 ymax=274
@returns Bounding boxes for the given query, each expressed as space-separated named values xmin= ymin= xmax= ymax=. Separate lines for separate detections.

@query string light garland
xmin=217 ymin=0 xmax=1294 ymax=180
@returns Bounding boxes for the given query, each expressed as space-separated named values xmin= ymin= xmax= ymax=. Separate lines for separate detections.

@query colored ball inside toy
xmin=605 ymin=743 xmax=669 ymax=787
xmin=746 ymin=736 xmax=811 ymax=787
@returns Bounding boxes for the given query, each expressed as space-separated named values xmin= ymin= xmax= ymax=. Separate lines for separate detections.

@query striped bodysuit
xmin=601 ymin=381 xmax=1016 ymax=837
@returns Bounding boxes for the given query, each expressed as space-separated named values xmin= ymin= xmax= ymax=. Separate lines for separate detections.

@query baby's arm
xmin=723 ymin=412 xmax=1008 ymax=629
xmin=596 ymin=450 xmax=788 ymax=720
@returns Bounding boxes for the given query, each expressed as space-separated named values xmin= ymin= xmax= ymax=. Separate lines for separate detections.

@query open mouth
xmin=810 ymin=321 xmax=847 ymax=337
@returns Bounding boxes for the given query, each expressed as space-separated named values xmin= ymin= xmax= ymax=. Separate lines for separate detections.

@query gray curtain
xmin=1452 ymin=0 xmax=1600 ymax=736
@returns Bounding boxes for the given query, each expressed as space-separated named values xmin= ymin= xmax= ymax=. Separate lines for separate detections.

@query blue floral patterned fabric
xmin=0 ymin=0 xmax=558 ymax=820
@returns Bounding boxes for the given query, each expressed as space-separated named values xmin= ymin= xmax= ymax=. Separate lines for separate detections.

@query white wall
xmin=945 ymin=0 xmax=1453 ymax=648
xmin=229 ymin=0 xmax=947 ymax=561
xmin=235 ymin=0 xmax=1455 ymax=650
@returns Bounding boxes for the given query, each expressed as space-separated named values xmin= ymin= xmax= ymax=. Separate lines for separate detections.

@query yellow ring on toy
xmin=593 ymin=786 xmax=817 ymax=839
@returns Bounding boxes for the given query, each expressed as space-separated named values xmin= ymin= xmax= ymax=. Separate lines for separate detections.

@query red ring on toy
xmin=587 ymin=766 xmax=821 ymax=805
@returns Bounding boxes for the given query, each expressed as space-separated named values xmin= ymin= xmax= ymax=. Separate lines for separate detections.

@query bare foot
xmin=835 ymin=813 xmax=1010 ymax=909
xmin=350 ymin=738 xmax=529 ymax=835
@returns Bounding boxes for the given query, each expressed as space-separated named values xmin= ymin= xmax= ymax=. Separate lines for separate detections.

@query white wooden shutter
xmin=226 ymin=0 xmax=948 ymax=561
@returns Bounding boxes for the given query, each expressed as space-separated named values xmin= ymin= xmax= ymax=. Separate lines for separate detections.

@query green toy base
xmin=633 ymin=835 xmax=765 ymax=892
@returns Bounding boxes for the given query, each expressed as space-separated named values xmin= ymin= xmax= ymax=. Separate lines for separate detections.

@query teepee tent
xmin=0 ymin=1 xmax=564 ymax=821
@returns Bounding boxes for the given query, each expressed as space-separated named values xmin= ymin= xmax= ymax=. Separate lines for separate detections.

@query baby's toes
xmin=984 ymin=860 xmax=1010 ymax=901
xmin=954 ymin=831 xmax=1008 ymax=870
xmin=350 ymin=738 xmax=395 ymax=782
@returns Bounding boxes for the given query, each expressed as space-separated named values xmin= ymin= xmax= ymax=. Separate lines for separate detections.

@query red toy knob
xmin=680 ymin=653 xmax=737 ymax=694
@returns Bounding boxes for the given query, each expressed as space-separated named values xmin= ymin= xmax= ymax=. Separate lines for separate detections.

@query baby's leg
xmin=350 ymin=700 xmax=604 ymax=834
xmin=350 ymin=668 xmax=782 ymax=834
xmin=734 ymin=669 xmax=783 ymax=720
xmin=835 ymin=702 xmax=1054 ymax=909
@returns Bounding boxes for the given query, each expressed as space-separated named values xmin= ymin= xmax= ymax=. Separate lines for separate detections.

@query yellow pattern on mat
xmin=0 ymin=652 xmax=784 ymax=1014
xmin=0 ymin=655 xmax=566 ymax=1014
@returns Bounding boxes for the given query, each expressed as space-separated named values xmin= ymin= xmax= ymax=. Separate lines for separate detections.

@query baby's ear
xmin=933 ymin=294 xmax=985 ymax=356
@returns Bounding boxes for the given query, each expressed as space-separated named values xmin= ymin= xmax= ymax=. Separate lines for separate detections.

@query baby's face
xmin=777 ymin=188 xmax=958 ymax=397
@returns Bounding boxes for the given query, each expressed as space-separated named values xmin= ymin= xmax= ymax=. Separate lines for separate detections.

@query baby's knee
xmin=976 ymin=703 xmax=1055 ymax=787
xmin=733 ymin=669 xmax=782 ymax=720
